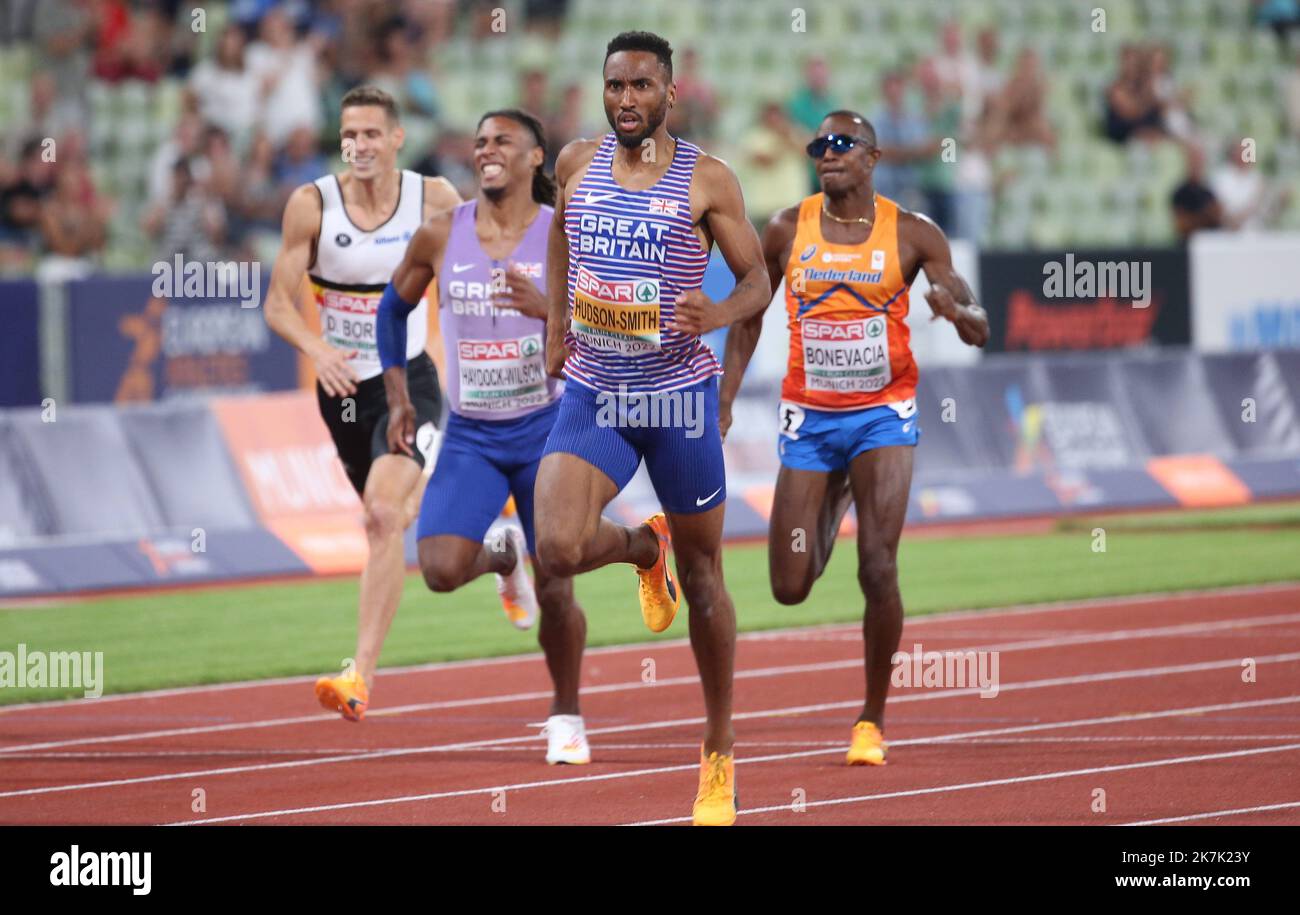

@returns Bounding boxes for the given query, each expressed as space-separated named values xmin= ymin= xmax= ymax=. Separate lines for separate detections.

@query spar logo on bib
xmin=802 ymin=316 xmax=892 ymax=394
xmin=457 ymin=334 xmax=549 ymax=413
xmin=459 ymin=339 xmax=523 ymax=360
xmin=571 ymin=266 xmax=661 ymax=354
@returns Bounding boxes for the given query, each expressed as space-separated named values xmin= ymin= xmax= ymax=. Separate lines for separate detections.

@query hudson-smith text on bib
xmin=571 ymin=265 xmax=661 ymax=355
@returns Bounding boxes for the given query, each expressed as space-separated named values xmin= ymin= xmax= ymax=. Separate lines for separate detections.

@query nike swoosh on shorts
xmin=696 ymin=486 xmax=723 ymax=507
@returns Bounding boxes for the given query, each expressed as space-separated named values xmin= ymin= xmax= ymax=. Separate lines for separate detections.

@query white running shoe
xmin=488 ymin=524 xmax=537 ymax=630
xmin=542 ymin=714 xmax=591 ymax=765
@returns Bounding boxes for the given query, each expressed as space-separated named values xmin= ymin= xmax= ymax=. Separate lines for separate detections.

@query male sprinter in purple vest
xmin=538 ymin=32 xmax=772 ymax=825
xmin=377 ymin=110 xmax=590 ymax=765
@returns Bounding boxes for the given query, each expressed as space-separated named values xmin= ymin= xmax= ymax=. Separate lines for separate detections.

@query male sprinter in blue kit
xmin=376 ymin=110 xmax=590 ymax=765
xmin=536 ymin=32 xmax=772 ymax=825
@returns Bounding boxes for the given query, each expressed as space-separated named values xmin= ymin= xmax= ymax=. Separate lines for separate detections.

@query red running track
xmin=2 ymin=583 xmax=1300 ymax=826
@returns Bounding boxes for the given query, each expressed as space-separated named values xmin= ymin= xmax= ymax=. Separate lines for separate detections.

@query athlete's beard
xmin=609 ymin=99 xmax=668 ymax=149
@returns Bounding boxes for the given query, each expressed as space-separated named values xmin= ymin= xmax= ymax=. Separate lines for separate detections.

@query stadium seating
xmin=5 ymin=0 xmax=1293 ymax=265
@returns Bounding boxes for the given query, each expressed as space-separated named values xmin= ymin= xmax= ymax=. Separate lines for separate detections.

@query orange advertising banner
xmin=1146 ymin=455 xmax=1251 ymax=508
xmin=210 ymin=391 xmax=368 ymax=573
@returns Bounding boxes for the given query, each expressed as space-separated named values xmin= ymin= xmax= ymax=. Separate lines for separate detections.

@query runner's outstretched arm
xmin=378 ymin=217 xmax=447 ymax=455
xmin=545 ymin=142 xmax=586 ymax=378
xmin=718 ymin=205 xmax=797 ymax=439
xmin=264 ymin=184 xmax=360 ymax=398
xmin=669 ymin=156 xmax=769 ymax=335
xmin=909 ymin=214 xmax=989 ymax=348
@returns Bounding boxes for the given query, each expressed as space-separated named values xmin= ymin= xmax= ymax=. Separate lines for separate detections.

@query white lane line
xmin=5 ymin=580 xmax=1294 ymax=713
xmin=165 ymin=694 xmax=1300 ymax=825
xmin=7 ymin=608 xmax=1298 ymax=755
xmin=4 ymin=651 xmax=1299 ymax=801
xmin=12 ymin=733 xmax=1300 ymax=761
xmin=625 ymin=742 xmax=1300 ymax=825
xmin=1119 ymin=801 xmax=1300 ymax=826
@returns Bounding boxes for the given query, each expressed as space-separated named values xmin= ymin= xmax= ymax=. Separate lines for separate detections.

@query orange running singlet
xmin=781 ymin=193 xmax=917 ymax=411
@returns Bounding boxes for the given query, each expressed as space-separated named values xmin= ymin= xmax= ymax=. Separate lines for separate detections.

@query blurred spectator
xmin=31 ymin=0 xmax=95 ymax=123
xmin=524 ymin=0 xmax=569 ymax=38
xmin=0 ymin=138 xmax=57 ymax=249
xmin=1285 ymin=49 xmax=1300 ymax=138
xmin=231 ymin=133 xmax=284 ymax=239
xmin=1211 ymin=143 xmax=1286 ymax=230
xmin=1170 ymin=144 xmax=1222 ymax=240
xmin=987 ymin=49 xmax=1055 ymax=150
xmin=232 ymin=0 xmax=309 ymax=28
xmin=412 ymin=130 xmax=476 ymax=200
xmin=201 ymin=127 xmax=242 ymax=214
xmin=970 ymin=27 xmax=1005 ymax=124
xmin=25 ymin=71 xmax=83 ymax=148
xmin=952 ymin=121 xmax=998 ymax=244
xmin=1149 ymin=45 xmax=1195 ymax=142
xmin=669 ymin=48 xmax=719 ymax=143
xmin=246 ymin=6 xmax=321 ymax=148
xmin=142 ymin=159 xmax=226 ymax=263
xmin=519 ymin=68 xmax=553 ymax=122
xmin=186 ymin=25 xmax=262 ymax=148
xmin=916 ymin=59 xmax=962 ymax=233
xmin=787 ymin=56 xmax=839 ymax=134
xmin=1254 ymin=0 xmax=1300 ymax=44
xmin=929 ymin=21 xmax=979 ymax=122
xmin=738 ymin=102 xmax=808 ymax=224
xmin=469 ymin=0 xmax=504 ymax=42
xmin=92 ymin=0 xmax=165 ymax=82
xmin=39 ymin=162 xmax=110 ymax=273
xmin=148 ymin=111 xmax=206 ymax=206
xmin=274 ymin=127 xmax=328 ymax=200
xmin=405 ymin=0 xmax=455 ymax=50
xmin=369 ymin=19 xmax=440 ymax=121
xmin=871 ymin=70 xmax=930 ymax=211
xmin=546 ymin=84 xmax=596 ymax=166
xmin=1104 ymin=44 xmax=1163 ymax=144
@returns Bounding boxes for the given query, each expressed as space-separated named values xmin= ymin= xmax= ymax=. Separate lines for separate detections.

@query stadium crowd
xmin=1 ymin=0 xmax=1297 ymax=275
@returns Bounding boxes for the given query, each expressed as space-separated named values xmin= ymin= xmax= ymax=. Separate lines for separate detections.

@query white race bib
xmin=457 ymin=334 xmax=550 ymax=413
xmin=778 ymin=401 xmax=806 ymax=440
xmin=801 ymin=315 xmax=892 ymax=394
xmin=571 ymin=266 xmax=661 ymax=355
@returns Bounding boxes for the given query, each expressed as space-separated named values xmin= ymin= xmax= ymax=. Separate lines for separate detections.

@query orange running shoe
xmin=635 ymin=513 xmax=680 ymax=633
xmin=692 ymin=747 xmax=737 ymax=826
xmin=488 ymin=525 xmax=538 ymax=630
xmin=315 ymin=669 xmax=369 ymax=722
xmin=846 ymin=720 xmax=887 ymax=765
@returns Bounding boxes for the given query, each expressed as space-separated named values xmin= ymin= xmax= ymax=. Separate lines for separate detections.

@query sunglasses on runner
xmin=806 ymin=133 xmax=874 ymax=159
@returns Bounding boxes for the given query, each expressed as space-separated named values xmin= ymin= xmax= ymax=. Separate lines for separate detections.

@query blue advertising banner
xmin=0 ymin=280 xmax=41 ymax=407
xmin=67 ymin=271 xmax=297 ymax=404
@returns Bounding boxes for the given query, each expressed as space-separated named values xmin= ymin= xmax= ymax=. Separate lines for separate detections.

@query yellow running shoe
xmin=693 ymin=747 xmax=737 ymax=826
xmin=635 ymin=513 xmax=679 ymax=633
xmin=846 ymin=720 xmax=887 ymax=765
xmin=315 ymin=669 xmax=369 ymax=722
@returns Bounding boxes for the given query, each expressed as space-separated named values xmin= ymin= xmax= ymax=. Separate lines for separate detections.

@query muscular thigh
xmin=768 ymin=465 xmax=836 ymax=579
xmin=534 ymin=451 xmax=620 ymax=545
xmin=536 ymin=384 xmax=639 ymax=543
xmin=665 ymin=502 xmax=726 ymax=581
xmin=416 ymin=426 xmax=510 ymax=544
xmin=640 ymin=378 xmax=726 ymax=515
xmin=847 ymin=445 xmax=914 ymax=556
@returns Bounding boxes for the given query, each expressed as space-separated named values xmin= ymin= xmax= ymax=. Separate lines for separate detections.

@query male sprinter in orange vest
xmin=721 ymin=111 xmax=989 ymax=766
